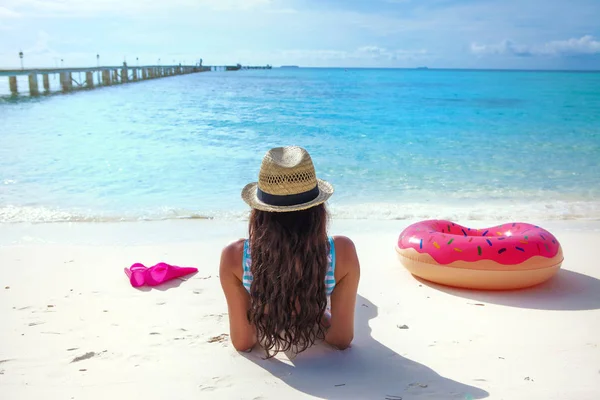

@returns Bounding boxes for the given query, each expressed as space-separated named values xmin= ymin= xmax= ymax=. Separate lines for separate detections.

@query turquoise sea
xmin=1 ymin=68 xmax=600 ymax=223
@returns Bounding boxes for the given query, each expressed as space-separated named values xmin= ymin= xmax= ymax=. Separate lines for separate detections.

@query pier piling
xmin=60 ymin=72 xmax=72 ymax=92
xmin=28 ymin=73 xmax=39 ymax=96
xmin=9 ymin=76 xmax=17 ymax=95
xmin=85 ymin=72 xmax=94 ymax=88
xmin=43 ymin=74 xmax=50 ymax=92
xmin=102 ymin=70 xmax=111 ymax=86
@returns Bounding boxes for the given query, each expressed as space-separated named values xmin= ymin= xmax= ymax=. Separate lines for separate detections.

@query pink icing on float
xmin=395 ymin=220 xmax=564 ymax=290
xmin=399 ymin=220 xmax=560 ymax=265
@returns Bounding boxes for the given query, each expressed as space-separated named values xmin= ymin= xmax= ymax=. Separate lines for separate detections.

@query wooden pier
xmin=0 ymin=63 xmax=272 ymax=96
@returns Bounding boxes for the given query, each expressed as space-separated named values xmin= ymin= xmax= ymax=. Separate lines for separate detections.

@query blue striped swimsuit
xmin=242 ymin=236 xmax=336 ymax=297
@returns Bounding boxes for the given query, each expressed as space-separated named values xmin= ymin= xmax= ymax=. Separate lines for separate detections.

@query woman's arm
xmin=325 ymin=236 xmax=360 ymax=349
xmin=219 ymin=240 xmax=257 ymax=352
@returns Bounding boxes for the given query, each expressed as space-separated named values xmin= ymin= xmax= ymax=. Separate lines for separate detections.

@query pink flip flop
xmin=124 ymin=263 xmax=148 ymax=288
xmin=145 ymin=263 xmax=198 ymax=286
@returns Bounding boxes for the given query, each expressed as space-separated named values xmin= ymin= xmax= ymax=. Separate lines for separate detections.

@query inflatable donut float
xmin=395 ymin=220 xmax=563 ymax=290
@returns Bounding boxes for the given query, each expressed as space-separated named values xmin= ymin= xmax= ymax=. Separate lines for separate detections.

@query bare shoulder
xmin=220 ymin=239 xmax=246 ymax=278
xmin=332 ymin=235 xmax=356 ymax=253
xmin=332 ymin=235 xmax=360 ymax=276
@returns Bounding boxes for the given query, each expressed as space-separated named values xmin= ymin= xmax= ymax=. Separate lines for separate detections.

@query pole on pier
xmin=9 ymin=76 xmax=17 ymax=95
xmin=85 ymin=71 xmax=94 ymax=88
xmin=43 ymin=74 xmax=50 ymax=92
xmin=28 ymin=73 xmax=39 ymax=96
xmin=142 ymin=68 xmax=147 ymax=80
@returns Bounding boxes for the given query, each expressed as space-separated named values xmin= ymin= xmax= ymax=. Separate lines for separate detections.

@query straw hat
xmin=241 ymin=146 xmax=334 ymax=212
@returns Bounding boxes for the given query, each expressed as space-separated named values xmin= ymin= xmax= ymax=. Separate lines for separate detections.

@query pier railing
xmin=0 ymin=64 xmax=271 ymax=96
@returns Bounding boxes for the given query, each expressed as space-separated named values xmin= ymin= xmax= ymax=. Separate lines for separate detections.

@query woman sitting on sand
xmin=219 ymin=146 xmax=360 ymax=357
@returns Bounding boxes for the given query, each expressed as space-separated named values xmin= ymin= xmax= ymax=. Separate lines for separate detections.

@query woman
xmin=219 ymin=146 xmax=360 ymax=357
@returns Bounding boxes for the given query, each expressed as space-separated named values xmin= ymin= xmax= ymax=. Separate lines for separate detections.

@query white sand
xmin=1 ymin=219 xmax=599 ymax=400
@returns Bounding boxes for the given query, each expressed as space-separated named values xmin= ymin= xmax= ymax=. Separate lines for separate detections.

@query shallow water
xmin=1 ymin=68 xmax=600 ymax=222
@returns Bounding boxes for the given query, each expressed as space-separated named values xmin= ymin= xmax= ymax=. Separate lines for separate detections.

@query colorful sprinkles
xmin=398 ymin=220 xmax=560 ymax=265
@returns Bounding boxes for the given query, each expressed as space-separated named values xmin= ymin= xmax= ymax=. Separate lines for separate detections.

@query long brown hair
xmin=247 ymin=203 xmax=330 ymax=358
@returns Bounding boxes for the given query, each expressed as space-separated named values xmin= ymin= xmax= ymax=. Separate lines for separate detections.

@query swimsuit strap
xmin=241 ymin=236 xmax=336 ymax=295
xmin=242 ymin=240 xmax=252 ymax=292
xmin=325 ymin=236 xmax=336 ymax=296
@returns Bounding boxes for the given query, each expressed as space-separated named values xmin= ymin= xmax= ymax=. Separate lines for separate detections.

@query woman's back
xmin=241 ymin=235 xmax=337 ymax=298
xmin=219 ymin=146 xmax=360 ymax=357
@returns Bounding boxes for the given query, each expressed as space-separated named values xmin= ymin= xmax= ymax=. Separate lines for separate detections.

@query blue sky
xmin=1 ymin=0 xmax=599 ymax=69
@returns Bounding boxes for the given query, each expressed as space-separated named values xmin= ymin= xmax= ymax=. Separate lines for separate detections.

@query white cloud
xmin=280 ymin=49 xmax=349 ymax=61
xmin=24 ymin=30 xmax=55 ymax=56
xmin=470 ymin=40 xmax=533 ymax=57
xmin=200 ymin=0 xmax=272 ymax=11
xmin=356 ymin=45 xmax=428 ymax=60
xmin=0 ymin=30 xmax=60 ymax=68
xmin=471 ymin=35 xmax=600 ymax=57
xmin=0 ymin=6 xmax=20 ymax=18
xmin=2 ymin=0 xmax=274 ymax=17
xmin=266 ymin=8 xmax=297 ymax=14
xmin=543 ymin=35 xmax=600 ymax=56
xmin=277 ymin=46 xmax=429 ymax=66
